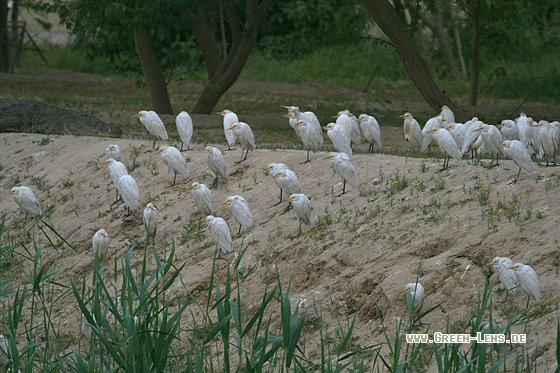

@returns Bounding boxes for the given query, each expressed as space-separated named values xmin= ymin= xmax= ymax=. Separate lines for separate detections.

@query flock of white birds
xmin=7 ymin=103 xmax=554 ymax=340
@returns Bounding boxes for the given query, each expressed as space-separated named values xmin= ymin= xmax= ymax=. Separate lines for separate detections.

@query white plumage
xmin=175 ymin=111 xmax=193 ymax=151
xmin=205 ymin=215 xmax=233 ymax=255
xmin=400 ymin=112 xmax=423 ymax=149
xmin=205 ymin=146 xmax=227 ymax=188
xmin=133 ymin=110 xmax=168 ymax=149
xmin=421 ymin=115 xmax=443 ymax=152
xmin=404 ymin=282 xmax=425 ymax=317
xmin=281 ymin=105 xmax=322 ymax=134
xmin=118 ymin=175 xmax=139 ymax=215
xmin=105 ymin=144 xmax=122 ymax=161
xmin=324 ymin=152 xmax=357 ymax=195
xmin=498 ymin=120 xmax=519 ymax=141
xmin=264 ymin=163 xmax=290 ymax=203
xmin=143 ymin=203 xmax=158 ymax=245
xmin=498 ymin=140 xmax=534 ymax=179
xmin=101 ymin=158 xmax=128 ymax=202
xmin=190 ymin=182 xmax=213 ymax=216
xmin=272 ymin=169 xmax=301 ymax=201
xmin=0 ymin=334 xmax=10 ymax=369
xmin=286 ymin=193 xmax=311 ymax=235
xmin=440 ymin=105 xmax=455 ymax=125
xmin=508 ymin=263 xmax=541 ymax=306
xmin=154 ymin=146 xmax=189 ymax=185
xmin=358 ymin=114 xmax=382 ymax=152
xmin=223 ymin=195 xmax=253 ymax=233
xmin=323 ymin=122 xmax=352 ymax=157
xmin=217 ymin=109 xmax=238 ymax=150
xmin=295 ymin=120 xmax=323 ymax=163
xmin=228 ymin=122 xmax=256 ymax=164
xmin=488 ymin=257 xmax=518 ymax=298
xmin=92 ymin=229 xmax=110 ymax=259
xmin=10 ymin=186 xmax=42 ymax=217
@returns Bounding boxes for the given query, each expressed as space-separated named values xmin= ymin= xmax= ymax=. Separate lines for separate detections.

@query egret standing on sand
xmin=285 ymin=193 xmax=311 ymax=236
xmin=324 ymin=152 xmax=357 ymax=195
xmin=508 ymin=263 xmax=541 ymax=308
xmin=272 ymin=169 xmax=301 ymax=204
xmin=228 ymin=122 xmax=256 ymax=164
xmin=143 ymin=203 xmax=158 ymax=245
xmin=133 ymin=110 xmax=168 ymax=149
xmin=264 ymin=163 xmax=289 ymax=203
xmin=400 ymin=112 xmax=423 ymax=149
xmin=9 ymin=186 xmax=42 ymax=218
xmin=154 ymin=146 xmax=189 ymax=186
xmin=190 ymin=182 xmax=213 ymax=216
xmin=92 ymin=229 xmax=110 ymax=260
xmin=323 ymin=122 xmax=352 ymax=157
xmin=295 ymin=120 xmax=323 ymax=163
xmin=281 ymin=105 xmax=322 ymax=133
xmin=421 ymin=115 xmax=444 ymax=152
xmin=175 ymin=111 xmax=193 ymax=151
xmin=487 ymin=257 xmax=518 ymax=300
xmin=205 ymin=215 xmax=233 ymax=256
xmin=497 ymin=140 xmax=534 ymax=179
xmin=118 ymin=175 xmax=139 ymax=216
xmin=223 ymin=195 xmax=253 ymax=233
xmin=358 ymin=114 xmax=382 ymax=153
xmin=403 ymin=282 xmax=425 ymax=322
xmin=101 ymin=158 xmax=128 ymax=203
xmin=427 ymin=127 xmax=462 ymax=170
xmin=217 ymin=110 xmax=238 ymax=150
xmin=205 ymin=146 xmax=227 ymax=188
xmin=105 ymin=144 xmax=122 ymax=161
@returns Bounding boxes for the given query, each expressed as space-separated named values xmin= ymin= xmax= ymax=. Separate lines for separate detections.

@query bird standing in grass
xmin=143 ymin=203 xmax=158 ymax=245
xmin=324 ymin=153 xmax=357 ymax=195
xmin=101 ymin=158 xmax=128 ymax=203
xmin=154 ymin=146 xmax=189 ymax=186
xmin=133 ymin=110 xmax=168 ymax=149
xmin=205 ymin=215 xmax=233 ymax=257
xmin=175 ymin=111 xmax=193 ymax=151
xmin=508 ymin=263 xmax=541 ymax=308
xmin=285 ymin=194 xmax=311 ymax=236
xmin=228 ymin=122 xmax=256 ymax=164
xmin=205 ymin=146 xmax=227 ymax=188
xmin=223 ymin=195 xmax=253 ymax=233
xmin=358 ymin=114 xmax=382 ymax=153
xmin=403 ymin=282 xmax=425 ymax=323
xmin=497 ymin=140 xmax=534 ymax=180
xmin=487 ymin=257 xmax=518 ymax=301
xmin=92 ymin=229 xmax=110 ymax=260
xmin=217 ymin=110 xmax=238 ymax=150
xmin=105 ymin=144 xmax=122 ymax=161
xmin=118 ymin=175 xmax=139 ymax=216
xmin=190 ymin=182 xmax=213 ymax=216
xmin=9 ymin=186 xmax=42 ymax=218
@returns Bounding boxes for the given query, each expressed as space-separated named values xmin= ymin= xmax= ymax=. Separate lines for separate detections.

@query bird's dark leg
xmin=301 ymin=150 xmax=311 ymax=164
xmin=180 ymin=142 xmax=184 ymax=152
xmin=234 ymin=149 xmax=245 ymax=165
xmin=238 ymin=224 xmax=242 ymax=235
xmin=243 ymin=148 xmax=249 ymax=161
xmin=517 ymin=167 xmax=522 ymax=179
xmin=212 ymin=175 xmax=219 ymax=188
xmin=173 ymin=171 xmax=177 ymax=186
xmin=525 ymin=296 xmax=530 ymax=309
xmin=369 ymin=143 xmax=374 ymax=153
xmin=152 ymin=138 xmax=157 ymax=149
xmin=274 ymin=189 xmax=283 ymax=206
xmin=338 ymin=180 xmax=347 ymax=196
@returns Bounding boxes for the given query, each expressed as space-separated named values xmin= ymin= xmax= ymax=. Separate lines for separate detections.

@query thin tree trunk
xmin=133 ymin=25 xmax=173 ymax=114
xmin=361 ymin=0 xmax=470 ymax=120
xmin=189 ymin=5 xmax=221 ymax=79
xmin=418 ymin=6 xmax=457 ymax=78
xmin=469 ymin=0 xmax=481 ymax=106
xmin=415 ymin=26 xmax=436 ymax=78
xmin=0 ymin=0 xmax=9 ymax=72
xmin=449 ymin=1 xmax=467 ymax=78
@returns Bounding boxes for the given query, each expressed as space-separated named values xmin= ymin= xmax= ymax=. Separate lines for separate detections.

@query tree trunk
xmin=189 ymin=5 xmax=221 ymax=79
xmin=415 ymin=26 xmax=437 ymax=78
xmin=133 ymin=26 xmax=173 ymax=114
xmin=418 ymin=5 xmax=457 ymax=78
xmin=468 ymin=0 xmax=481 ymax=106
xmin=361 ymin=0 xmax=470 ymax=120
xmin=0 ymin=0 xmax=9 ymax=72
xmin=448 ymin=1 xmax=467 ymax=78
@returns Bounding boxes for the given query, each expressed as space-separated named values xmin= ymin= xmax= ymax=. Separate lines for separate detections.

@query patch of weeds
xmin=128 ymin=144 xmax=142 ymax=171
xmin=180 ymin=219 xmax=205 ymax=244
xmin=144 ymin=157 xmax=159 ymax=175
xmin=544 ymin=170 xmax=560 ymax=192
xmin=431 ymin=172 xmax=445 ymax=191
xmin=419 ymin=158 xmax=427 ymax=173
xmin=384 ymin=168 xmax=408 ymax=196
xmin=536 ymin=208 xmax=545 ymax=219
xmin=33 ymin=137 xmax=51 ymax=146
xmin=61 ymin=179 xmax=74 ymax=188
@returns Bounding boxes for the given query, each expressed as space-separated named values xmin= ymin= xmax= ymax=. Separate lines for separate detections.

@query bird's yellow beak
xmin=533 ymin=123 xmax=542 ymax=127
xmin=132 ymin=114 xmax=140 ymax=118
xmin=222 ymin=199 xmax=229 ymax=205
xmin=154 ymin=149 xmax=163 ymax=156
xmin=322 ymin=126 xmax=329 ymax=130
xmin=150 ymin=205 xmax=157 ymax=211
xmin=8 ymin=190 xmax=14 ymax=195
xmin=507 ymin=265 xmax=518 ymax=270
xmin=100 ymin=160 xmax=110 ymax=165
xmin=474 ymin=127 xmax=482 ymax=132
xmin=332 ymin=114 xmax=340 ymax=119
xmin=263 ymin=166 xmax=271 ymax=171
xmin=272 ymin=173 xmax=281 ymax=179
xmin=227 ymin=126 xmax=235 ymax=131
xmin=487 ymin=261 xmax=496 ymax=267
xmin=285 ymin=197 xmax=294 ymax=202
xmin=216 ymin=111 xmax=225 ymax=115
xmin=295 ymin=121 xmax=303 ymax=126
xmin=281 ymin=113 xmax=291 ymax=118
xmin=280 ymin=105 xmax=290 ymax=109
xmin=496 ymin=123 xmax=503 ymax=127
xmin=203 ymin=219 xmax=210 ymax=226
xmin=427 ymin=129 xmax=436 ymax=133
xmin=497 ymin=143 xmax=505 ymax=148
xmin=446 ymin=125 xmax=452 ymax=130
xmin=401 ymin=288 xmax=408 ymax=293
xmin=323 ymin=155 xmax=333 ymax=160
xmin=399 ymin=114 xmax=406 ymax=119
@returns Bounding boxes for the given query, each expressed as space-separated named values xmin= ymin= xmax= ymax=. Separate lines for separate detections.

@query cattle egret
xmin=487 ymin=257 xmax=518 ymax=300
xmin=440 ymin=105 xmax=455 ymax=124
xmin=143 ymin=203 xmax=158 ymax=245
xmin=264 ymin=163 xmax=290 ymax=203
xmin=101 ymin=158 xmax=128 ymax=203
xmin=324 ymin=152 xmax=357 ymax=195
xmin=280 ymin=105 xmax=322 ymax=133
xmin=105 ymin=144 xmax=122 ymax=161
xmin=154 ymin=146 xmax=189 ymax=186
xmin=508 ymin=263 xmax=541 ymax=308
xmin=272 ymin=169 xmax=301 ymax=204
xmin=427 ymin=127 xmax=462 ymax=169
xmin=118 ymin=175 xmax=139 ymax=216
xmin=190 ymin=182 xmax=213 ymax=216
xmin=403 ymin=282 xmax=425 ymax=323
xmin=228 ymin=122 xmax=256 ymax=164
xmin=281 ymin=106 xmax=303 ymax=141
xmin=133 ymin=110 xmax=168 ymax=149
xmin=323 ymin=122 xmax=352 ymax=157
xmin=534 ymin=120 xmax=557 ymax=165
xmin=0 ymin=334 xmax=9 ymax=369
xmin=9 ymin=186 xmax=42 ymax=218
xmin=333 ymin=110 xmax=360 ymax=144
xmin=516 ymin=113 xmax=529 ymax=148
xmin=223 ymin=195 xmax=253 ymax=233
xmin=446 ymin=122 xmax=466 ymax=151
xmin=205 ymin=146 xmax=227 ymax=188
xmin=295 ymin=120 xmax=323 ymax=163
xmin=217 ymin=110 xmax=238 ymax=150
xmin=421 ymin=115 xmax=443 ymax=152
xmin=497 ymin=120 xmax=519 ymax=141
xmin=92 ymin=229 xmax=110 ymax=260
xmin=175 ymin=111 xmax=193 ymax=151
xmin=358 ymin=114 xmax=382 ymax=152
xmin=476 ymin=123 xmax=504 ymax=167
xmin=204 ymin=215 xmax=233 ymax=256
xmin=400 ymin=112 xmax=423 ymax=149
xmin=497 ymin=140 xmax=534 ymax=179
xmin=462 ymin=120 xmax=484 ymax=157
xmin=285 ymin=194 xmax=311 ymax=236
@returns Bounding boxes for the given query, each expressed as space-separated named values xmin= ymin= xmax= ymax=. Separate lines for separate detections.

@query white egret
xmin=223 ymin=195 xmax=253 ymax=233
xmin=487 ymin=257 xmax=518 ymax=300
xmin=440 ymin=105 xmax=455 ymax=125
xmin=92 ymin=229 xmax=110 ymax=260
xmin=446 ymin=122 xmax=467 ymax=152
xmin=101 ymin=158 xmax=128 ymax=203
xmin=0 ymin=334 xmax=9 ymax=369
xmin=133 ymin=110 xmax=168 ymax=149
xmin=534 ymin=120 xmax=557 ymax=165
xmin=285 ymin=193 xmax=311 ymax=236
xmin=323 ymin=122 xmax=352 ymax=157
xmin=333 ymin=110 xmax=360 ymax=144
xmin=349 ymin=113 xmax=363 ymax=145
xmin=143 ymin=203 xmax=158 ymax=245
xmin=497 ymin=120 xmax=519 ymax=141
xmin=264 ymin=163 xmax=290 ymax=203
xmin=281 ymin=106 xmax=303 ymax=142
xmin=190 ymin=182 xmax=213 ymax=216
xmin=358 ymin=114 xmax=382 ymax=153
xmin=403 ymin=283 xmax=425 ymax=321
xmin=204 ymin=215 xmax=233 ymax=256
xmin=154 ymin=146 xmax=189 ymax=186
xmin=228 ymin=122 xmax=256 ymax=164
xmin=421 ymin=115 xmax=443 ymax=152
xmin=217 ymin=109 xmax=238 ymax=150
xmin=280 ymin=105 xmax=322 ymax=133
xmin=461 ymin=120 xmax=484 ymax=157
xmin=324 ymin=152 xmax=357 ymax=195
xmin=272 ymin=169 xmax=301 ymax=204
xmin=515 ymin=113 xmax=529 ymax=148
xmin=508 ymin=263 xmax=541 ymax=308
xmin=497 ymin=140 xmax=534 ymax=179
xmin=9 ymin=186 xmax=41 ymax=218
xmin=105 ymin=144 xmax=122 ymax=161
xmin=175 ymin=111 xmax=193 ymax=151
xmin=295 ymin=119 xmax=323 ymax=163
xmin=427 ymin=127 xmax=462 ymax=169
xmin=205 ymin=146 xmax=227 ymax=188
xmin=118 ymin=175 xmax=139 ymax=216
xmin=400 ymin=112 xmax=423 ymax=149
xmin=476 ymin=123 xmax=504 ymax=167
